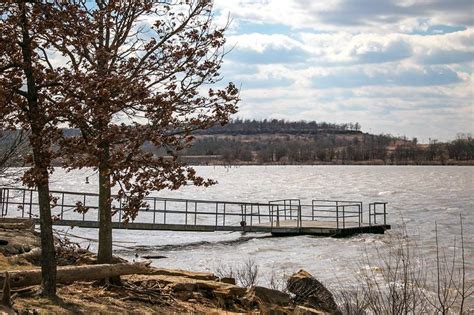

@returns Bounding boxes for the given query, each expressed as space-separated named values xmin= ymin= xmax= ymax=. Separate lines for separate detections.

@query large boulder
xmin=287 ymin=270 xmax=340 ymax=315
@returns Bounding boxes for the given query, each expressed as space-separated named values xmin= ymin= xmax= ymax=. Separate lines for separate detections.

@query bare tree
xmin=0 ymin=130 xmax=29 ymax=182
xmin=46 ymin=0 xmax=239 ymax=264
xmin=0 ymin=2 xmax=65 ymax=297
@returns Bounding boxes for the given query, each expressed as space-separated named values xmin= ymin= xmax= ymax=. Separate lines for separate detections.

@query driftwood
xmin=0 ymin=262 xmax=152 ymax=288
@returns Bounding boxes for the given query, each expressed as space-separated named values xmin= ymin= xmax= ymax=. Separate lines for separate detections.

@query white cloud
xmin=214 ymin=0 xmax=473 ymax=141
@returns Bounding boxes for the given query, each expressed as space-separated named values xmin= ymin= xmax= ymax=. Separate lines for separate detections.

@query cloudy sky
xmin=213 ymin=0 xmax=473 ymax=142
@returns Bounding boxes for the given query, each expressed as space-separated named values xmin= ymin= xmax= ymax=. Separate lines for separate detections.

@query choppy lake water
xmin=6 ymin=166 xmax=474 ymax=290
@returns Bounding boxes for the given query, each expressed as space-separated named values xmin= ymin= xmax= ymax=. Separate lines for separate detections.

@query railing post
xmin=194 ymin=202 xmax=197 ymax=226
xmin=250 ymin=204 xmax=253 ymax=226
xmin=164 ymin=200 xmax=167 ymax=224
xmin=21 ymin=190 xmax=26 ymax=218
xmin=153 ymin=198 xmax=156 ymax=225
xmin=185 ymin=200 xmax=188 ymax=225
xmin=60 ymin=192 xmax=65 ymax=220
xmin=374 ymin=204 xmax=377 ymax=225
xmin=368 ymin=203 xmax=372 ymax=226
xmin=384 ymin=203 xmax=387 ymax=225
xmin=223 ymin=203 xmax=226 ymax=226
xmin=82 ymin=194 xmax=86 ymax=221
xmin=29 ymin=190 xmax=33 ymax=219
xmin=358 ymin=204 xmax=361 ymax=227
xmin=342 ymin=205 xmax=345 ymax=228
xmin=5 ymin=189 xmax=10 ymax=217
xmin=276 ymin=205 xmax=280 ymax=227
xmin=336 ymin=203 xmax=339 ymax=230
xmin=257 ymin=205 xmax=261 ymax=224
xmin=270 ymin=205 xmax=273 ymax=228
xmin=298 ymin=205 xmax=302 ymax=228
xmin=215 ymin=202 xmax=218 ymax=226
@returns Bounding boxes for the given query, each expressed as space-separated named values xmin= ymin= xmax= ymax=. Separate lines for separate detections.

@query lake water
xmin=4 ymin=166 xmax=474 ymax=291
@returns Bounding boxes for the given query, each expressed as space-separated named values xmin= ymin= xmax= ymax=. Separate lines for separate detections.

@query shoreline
xmin=0 ymin=221 xmax=339 ymax=314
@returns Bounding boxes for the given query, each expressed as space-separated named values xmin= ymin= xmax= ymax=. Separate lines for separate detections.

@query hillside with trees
xmin=171 ymin=119 xmax=473 ymax=165
xmin=2 ymin=120 xmax=474 ymax=167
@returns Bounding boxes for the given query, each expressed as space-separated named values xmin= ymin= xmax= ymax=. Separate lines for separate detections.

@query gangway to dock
xmin=0 ymin=187 xmax=390 ymax=237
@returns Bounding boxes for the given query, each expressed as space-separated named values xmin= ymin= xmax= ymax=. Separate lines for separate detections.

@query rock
xmin=149 ymin=268 xmax=217 ymax=281
xmin=293 ymin=305 xmax=326 ymax=315
xmin=219 ymin=277 xmax=236 ymax=285
xmin=0 ymin=305 xmax=15 ymax=315
xmin=245 ymin=286 xmax=291 ymax=307
xmin=0 ymin=229 xmax=39 ymax=257
xmin=287 ymin=270 xmax=340 ymax=315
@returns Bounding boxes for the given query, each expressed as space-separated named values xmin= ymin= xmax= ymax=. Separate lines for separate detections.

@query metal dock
xmin=0 ymin=187 xmax=390 ymax=237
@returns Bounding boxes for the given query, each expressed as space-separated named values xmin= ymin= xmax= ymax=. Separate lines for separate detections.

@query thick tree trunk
xmin=33 ymin=157 xmax=57 ymax=297
xmin=97 ymin=157 xmax=112 ymax=264
xmin=0 ymin=262 xmax=151 ymax=288
xmin=19 ymin=2 xmax=56 ymax=298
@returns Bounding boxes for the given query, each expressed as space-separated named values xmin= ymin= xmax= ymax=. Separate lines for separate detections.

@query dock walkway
xmin=0 ymin=187 xmax=390 ymax=237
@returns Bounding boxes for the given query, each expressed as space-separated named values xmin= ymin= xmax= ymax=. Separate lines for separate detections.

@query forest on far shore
xmin=168 ymin=119 xmax=474 ymax=165
xmin=2 ymin=119 xmax=474 ymax=167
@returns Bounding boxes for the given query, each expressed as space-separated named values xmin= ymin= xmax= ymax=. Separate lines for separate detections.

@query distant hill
xmin=2 ymin=120 xmax=473 ymax=166
xmin=178 ymin=120 xmax=474 ymax=165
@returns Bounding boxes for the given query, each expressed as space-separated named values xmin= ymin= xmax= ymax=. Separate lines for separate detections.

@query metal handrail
xmin=0 ymin=187 xmax=387 ymax=232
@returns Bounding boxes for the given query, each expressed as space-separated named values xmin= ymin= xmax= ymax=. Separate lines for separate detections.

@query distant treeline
xmin=2 ymin=120 xmax=474 ymax=166
xmin=194 ymin=119 xmax=362 ymax=135
xmin=177 ymin=133 xmax=474 ymax=165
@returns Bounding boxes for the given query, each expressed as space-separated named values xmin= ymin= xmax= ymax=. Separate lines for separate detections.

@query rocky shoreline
xmin=0 ymin=220 xmax=340 ymax=314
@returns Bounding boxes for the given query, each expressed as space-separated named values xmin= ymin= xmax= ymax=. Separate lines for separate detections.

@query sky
xmin=213 ymin=0 xmax=474 ymax=142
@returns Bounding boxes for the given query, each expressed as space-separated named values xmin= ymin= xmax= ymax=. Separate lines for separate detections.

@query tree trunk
xmin=0 ymin=262 xmax=151 ymax=288
xmin=97 ymin=156 xmax=112 ymax=264
xmin=19 ymin=2 xmax=56 ymax=298
xmin=34 ymin=158 xmax=57 ymax=297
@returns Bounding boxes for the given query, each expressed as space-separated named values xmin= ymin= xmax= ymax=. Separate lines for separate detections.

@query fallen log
xmin=0 ymin=219 xmax=35 ymax=231
xmin=7 ymin=247 xmax=41 ymax=265
xmin=0 ymin=262 xmax=152 ymax=288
